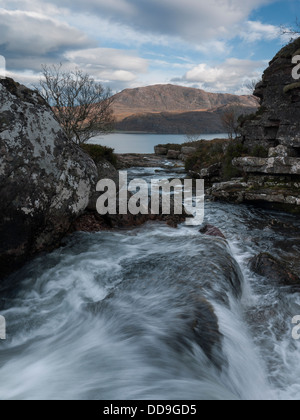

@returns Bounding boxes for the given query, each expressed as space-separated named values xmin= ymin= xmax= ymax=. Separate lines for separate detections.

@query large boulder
xmin=0 ymin=78 xmax=98 ymax=278
xmin=249 ymin=253 xmax=300 ymax=286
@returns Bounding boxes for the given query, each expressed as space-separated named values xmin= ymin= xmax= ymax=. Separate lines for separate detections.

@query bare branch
xmin=245 ymin=79 xmax=261 ymax=95
xmin=37 ymin=64 xmax=115 ymax=145
xmin=280 ymin=18 xmax=300 ymax=43
xmin=221 ymin=107 xmax=240 ymax=140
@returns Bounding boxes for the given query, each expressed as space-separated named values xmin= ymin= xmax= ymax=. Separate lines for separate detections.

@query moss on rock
xmin=283 ymin=82 xmax=300 ymax=94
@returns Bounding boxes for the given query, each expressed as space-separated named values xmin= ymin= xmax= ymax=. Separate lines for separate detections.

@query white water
xmin=1 ymin=166 xmax=300 ymax=400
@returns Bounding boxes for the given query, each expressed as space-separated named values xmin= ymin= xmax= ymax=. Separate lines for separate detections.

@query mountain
xmin=112 ymin=84 xmax=259 ymax=134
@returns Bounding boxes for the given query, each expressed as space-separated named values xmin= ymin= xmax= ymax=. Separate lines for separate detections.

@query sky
xmin=0 ymin=0 xmax=299 ymax=94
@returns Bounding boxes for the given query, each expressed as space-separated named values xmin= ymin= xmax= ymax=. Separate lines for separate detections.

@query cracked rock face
xmin=240 ymin=37 xmax=300 ymax=151
xmin=0 ymin=78 xmax=97 ymax=278
xmin=209 ymin=38 xmax=300 ymax=213
xmin=233 ymin=157 xmax=300 ymax=175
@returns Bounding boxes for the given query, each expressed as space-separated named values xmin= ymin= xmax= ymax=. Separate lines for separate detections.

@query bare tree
xmin=245 ymin=78 xmax=261 ymax=95
xmin=280 ymin=18 xmax=300 ymax=42
xmin=38 ymin=64 xmax=115 ymax=145
xmin=221 ymin=107 xmax=239 ymax=140
xmin=184 ymin=133 xmax=201 ymax=143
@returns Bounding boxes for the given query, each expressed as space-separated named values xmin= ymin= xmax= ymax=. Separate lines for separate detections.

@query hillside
xmin=112 ymin=84 xmax=259 ymax=134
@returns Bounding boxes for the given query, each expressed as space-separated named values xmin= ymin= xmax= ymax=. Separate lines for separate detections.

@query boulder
xmin=154 ymin=146 xmax=168 ymax=156
xmin=167 ymin=149 xmax=181 ymax=160
xmin=181 ymin=146 xmax=197 ymax=155
xmin=167 ymin=150 xmax=181 ymax=160
xmin=200 ymin=163 xmax=222 ymax=181
xmin=249 ymin=253 xmax=300 ymax=286
xmin=200 ymin=224 xmax=226 ymax=239
xmin=0 ymin=78 xmax=98 ymax=278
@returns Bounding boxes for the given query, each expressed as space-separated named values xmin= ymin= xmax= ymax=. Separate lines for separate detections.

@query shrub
xmin=184 ymin=139 xmax=228 ymax=172
xmin=251 ymin=145 xmax=268 ymax=158
xmin=222 ymin=142 xmax=249 ymax=180
xmin=80 ymin=144 xmax=117 ymax=167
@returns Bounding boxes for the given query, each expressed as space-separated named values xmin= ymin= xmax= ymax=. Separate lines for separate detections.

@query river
xmin=0 ymin=164 xmax=300 ymax=400
xmin=89 ymin=133 xmax=228 ymax=154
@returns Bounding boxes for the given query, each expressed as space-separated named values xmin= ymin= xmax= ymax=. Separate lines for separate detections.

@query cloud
xmin=239 ymin=21 xmax=280 ymax=42
xmin=2 ymin=0 xmax=278 ymax=45
xmin=6 ymin=48 xmax=148 ymax=91
xmin=65 ymin=48 xmax=148 ymax=73
xmin=180 ymin=58 xmax=266 ymax=93
xmin=65 ymin=48 xmax=148 ymax=84
xmin=43 ymin=0 xmax=275 ymax=43
xmin=0 ymin=9 xmax=92 ymax=56
xmin=0 ymin=0 xmax=283 ymax=92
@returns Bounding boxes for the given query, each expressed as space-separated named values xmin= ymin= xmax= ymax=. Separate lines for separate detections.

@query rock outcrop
xmin=0 ymin=78 xmax=98 ymax=279
xmin=155 ymin=144 xmax=197 ymax=162
xmin=210 ymin=38 xmax=300 ymax=213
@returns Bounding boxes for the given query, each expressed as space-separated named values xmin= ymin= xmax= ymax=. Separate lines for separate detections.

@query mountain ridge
xmin=112 ymin=84 xmax=259 ymax=134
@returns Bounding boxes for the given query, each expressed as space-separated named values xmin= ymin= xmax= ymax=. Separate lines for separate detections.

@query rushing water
xmin=89 ymin=133 xmax=228 ymax=154
xmin=1 ymin=165 xmax=300 ymax=400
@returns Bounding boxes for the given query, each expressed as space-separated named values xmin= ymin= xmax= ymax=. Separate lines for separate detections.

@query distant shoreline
xmin=112 ymin=130 xmax=225 ymax=136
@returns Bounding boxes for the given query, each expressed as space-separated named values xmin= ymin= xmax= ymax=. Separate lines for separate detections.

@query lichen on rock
xmin=0 ymin=78 xmax=98 ymax=279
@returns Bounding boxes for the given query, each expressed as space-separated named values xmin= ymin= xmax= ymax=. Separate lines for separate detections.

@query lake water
xmin=89 ymin=133 xmax=228 ymax=154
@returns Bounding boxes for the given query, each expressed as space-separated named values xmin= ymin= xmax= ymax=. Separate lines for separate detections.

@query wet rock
xmin=249 ymin=253 xmax=300 ymax=286
xmin=0 ymin=78 xmax=97 ymax=278
xmin=88 ymin=158 xmax=120 ymax=211
xmin=176 ymin=296 xmax=223 ymax=368
xmin=75 ymin=192 xmax=191 ymax=231
xmin=200 ymin=224 xmax=226 ymax=239
xmin=209 ymin=180 xmax=247 ymax=204
xmin=200 ymin=163 xmax=222 ymax=183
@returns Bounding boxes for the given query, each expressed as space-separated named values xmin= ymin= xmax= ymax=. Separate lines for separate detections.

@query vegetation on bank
xmin=175 ymin=138 xmax=269 ymax=181
xmin=80 ymin=144 xmax=118 ymax=167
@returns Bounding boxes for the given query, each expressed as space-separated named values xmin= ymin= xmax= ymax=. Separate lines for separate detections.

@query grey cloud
xmin=46 ymin=0 xmax=276 ymax=42
xmin=65 ymin=48 xmax=148 ymax=73
xmin=0 ymin=9 xmax=93 ymax=56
